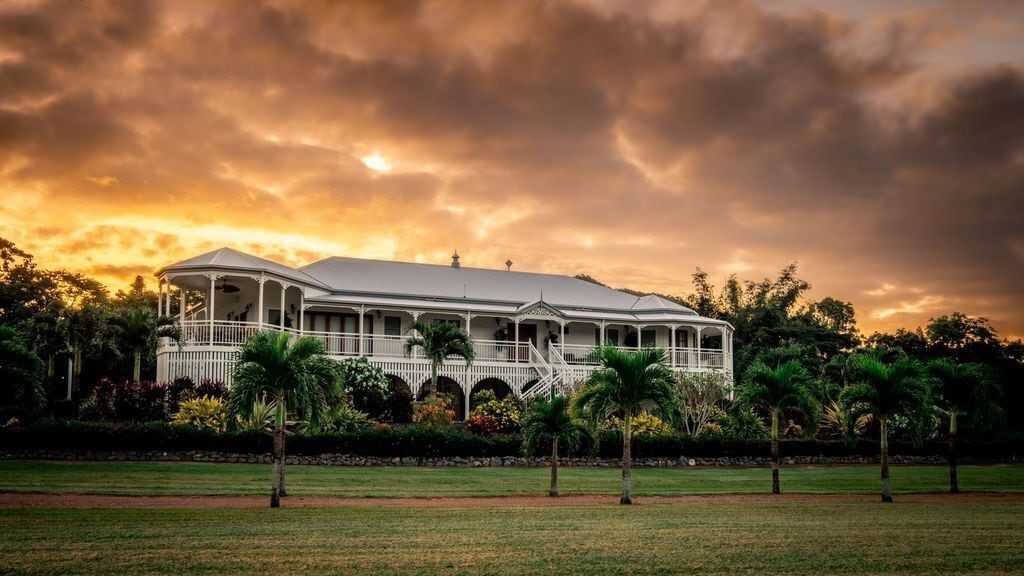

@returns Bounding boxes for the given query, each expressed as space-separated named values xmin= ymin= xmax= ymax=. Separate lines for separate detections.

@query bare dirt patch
xmin=2 ymin=491 xmax=1022 ymax=509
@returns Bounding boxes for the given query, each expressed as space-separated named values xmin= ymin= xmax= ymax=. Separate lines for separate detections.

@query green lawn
xmin=3 ymin=501 xmax=1023 ymax=575
xmin=1 ymin=461 xmax=1023 ymax=497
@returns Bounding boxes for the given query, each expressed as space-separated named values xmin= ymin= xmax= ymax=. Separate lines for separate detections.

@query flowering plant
xmin=413 ymin=394 xmax=456 ymax=429
xmin=467 ymin=398 xmax=521 ymax=434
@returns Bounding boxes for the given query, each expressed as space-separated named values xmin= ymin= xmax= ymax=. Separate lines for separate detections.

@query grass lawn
xmin=1 ymin=460 xmax=1023 ymax=497
xmin=2 ymin=500 xmax=1023 ymax=575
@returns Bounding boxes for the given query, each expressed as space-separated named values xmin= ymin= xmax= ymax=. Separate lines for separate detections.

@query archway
xmin=417 ymin=376 xmax=466 ymax=420
xmin=470 ymin=378 xmax=513 ymax=410
xmin=520 ymin=378 xmax=540 ymax=398
xmin=385 ymin=375 xmax=413 ymax=423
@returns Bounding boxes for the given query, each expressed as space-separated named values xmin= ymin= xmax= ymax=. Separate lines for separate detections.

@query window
xmin=641 ymin=329 xmax=657 ymax=348
xmin=384 ymin=316 xmax=402 ymax=336
xmin=268 ymin=309 xmax=281 ymax=326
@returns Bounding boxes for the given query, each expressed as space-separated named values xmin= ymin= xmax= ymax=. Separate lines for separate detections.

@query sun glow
xmin=361 ymin=153 xmax=392 ymax=172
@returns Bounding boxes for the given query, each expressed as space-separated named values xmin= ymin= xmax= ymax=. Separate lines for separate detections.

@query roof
xmin=158 ymin=247 xmax=328 ymax=288
xmin=300 ymin=256 xmax=698 ymax=315
xmin=157 ymin=248 xmax=729 ymax=325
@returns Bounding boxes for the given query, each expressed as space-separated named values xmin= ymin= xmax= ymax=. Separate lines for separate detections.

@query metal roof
xmin=158 ymin=247 xmax=328 ymax=288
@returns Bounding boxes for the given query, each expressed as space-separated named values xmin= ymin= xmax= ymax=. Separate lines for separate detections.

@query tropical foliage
xmin=404 ymin=321 xmax=474 ymax=398
xmin=572 ymin=346 xmax=679 ymax=504
xmin=229 ymin=331 xmax=341 ymax=507
xmin=842 ymin=355 xmax=930 ymax=502
xmin=171 ymin=396 xmax=229 ymax=432
xmin=741 ymin=359 xmax=818 ymax=494
xmin=521 ymin=395 xmax=593 ymax=496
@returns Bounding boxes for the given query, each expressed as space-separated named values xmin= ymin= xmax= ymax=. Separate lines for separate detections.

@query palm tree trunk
xmin=279 ymin=427 xmax=287 ymax=497
xmin=771 ymin=408 xmax=780 ymax=495
xmin=621 ymin=414 xmax=633 ymax=505
xmin=549 ymin=439 xmax=559 ymax=497
xmin=271 ymin=400 xmax=286 ymax=507
xmin=880 ymin=416 xmax=892 ymax=503
xmin=948 ymin=411 xmax=959 ymax=494
xmin=132 ymin=349 xmax=142 ymax=382
xmin=429 ymin=363 xmax=438 ymax=399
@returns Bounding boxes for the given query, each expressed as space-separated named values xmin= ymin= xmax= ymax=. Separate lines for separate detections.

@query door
xmin=517 ymin=324 xmax=537 ymax=361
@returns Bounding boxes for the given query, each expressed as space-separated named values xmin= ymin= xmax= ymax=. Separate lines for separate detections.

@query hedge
xmin=2 ymin=420 xmax=1022 ymax=460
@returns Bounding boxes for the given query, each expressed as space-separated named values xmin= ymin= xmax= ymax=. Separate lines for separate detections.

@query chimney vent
xmin=451 ymin=250 xmax=461 ymax=269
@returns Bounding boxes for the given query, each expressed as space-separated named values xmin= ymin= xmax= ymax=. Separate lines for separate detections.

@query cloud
xmin=0 ymin=0 xmax=1021 ymax=338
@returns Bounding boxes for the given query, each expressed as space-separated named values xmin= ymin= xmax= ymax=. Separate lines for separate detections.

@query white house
xmin=155 ymin=248 xmax=734 ymax=418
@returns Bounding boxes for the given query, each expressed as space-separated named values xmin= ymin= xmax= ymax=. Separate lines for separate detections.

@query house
xmin=155 ymin=248 xmax=734 ymax=418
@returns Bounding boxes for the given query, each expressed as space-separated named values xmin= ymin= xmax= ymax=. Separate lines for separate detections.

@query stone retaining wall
xmin=4 ymin=450 xmax=1020 ymax=466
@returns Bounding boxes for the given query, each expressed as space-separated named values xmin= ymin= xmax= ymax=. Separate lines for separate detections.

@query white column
xmin=514 ymin=320 xmax=520 ymax=362
xmin=669 ymin=326 xmax=676 ymax=367
xmin=257 ymin=274 xmax=265 ymax=329
xmin=600 ymin=321 xmax=605 ymax=347
xmin=157 ymin=280 xmax=163 ymax=316
xmin=179 ymin=287 xmax=186 ymax=319
xmin=299 ymin=291 xmax=305 ymax=334
xmin=559 ymin=322 xmax=565 ymax=353
xmin=208 ymin=275 xmax=216 ymax=345
xmin=696 ymin=327 xmax=703 ymax=369
xmin=635 ymin=325 xmax=641 ymax=349
xmin=358 ymin=305 xmax=365 ymax=355
xmin=279 ymin=284 xmax=286 ymax=329
xmin=165 ymin=284 xmax=172 ymax=318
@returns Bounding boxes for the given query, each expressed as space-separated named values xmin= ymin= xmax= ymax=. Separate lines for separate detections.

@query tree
xmin=572 ymin=347 xmax=679 ymax=504
xmin=0 ymin=325 xmax=45 ymax=419
xmin=113 ymin=306 xmax=177 ymax=381
xmin=404 ymin=321 xmax=474 ymax=398
xmin=842 ymin=356 xmax=930 ymax=503
xmin=229 ymin=331 xmax=341 ymax=507
xmin=676 ymin=370 xmax=728 ymax=437
xmin=740 ymin=359 xmax=818 ymax=494
xmin=521 ymin=395 xmax=593 ymax=497
xmin=926 ymin=359 xmax=998 ymax=494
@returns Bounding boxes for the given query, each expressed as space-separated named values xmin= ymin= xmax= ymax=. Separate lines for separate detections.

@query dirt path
xmin=2 ymin=492 xmax=1022 ymax=509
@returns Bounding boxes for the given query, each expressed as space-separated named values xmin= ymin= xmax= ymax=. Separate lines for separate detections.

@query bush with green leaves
xmin=716 ymin=406 xmax=770 ymax=440
xmin=599 ymin=413 xmax=674 ymax=436
xmin=307 ymin=403 xmax=372 ymax=434
xmin=0 ymin=325 xmax=45 ymax=420
xmin=467 ymin=396 xmax=522 ymax=434
xmin=234 ymin=398 xmax=276 ymax=432
xmin=171 ymin=396 xmax=229 ymax=432
xmin=337 ymin=357 xmax=391 ymax=419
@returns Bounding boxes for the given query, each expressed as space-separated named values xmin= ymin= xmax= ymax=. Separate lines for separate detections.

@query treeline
xmin=0 ymin=237 xmax=170 ymax=418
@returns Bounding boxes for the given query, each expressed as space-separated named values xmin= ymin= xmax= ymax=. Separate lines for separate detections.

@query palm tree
xmin=927 ymin=359 xmax=987 ymax=494
xmin=572 ymin=347 xmax=678 ymax=505
xmin=229 ymin=331 xmax=341 ymax=508
xmin=521 ymin=395 xmax=594 ymax=497
xmin=113 ymin=306 xmax=178 ymax=381
xmin=842 ymin=355 xmax=929 ymax=503
xmin=741 ymin=360 xmax=818 ymax=494
xmin=404 ymin=321 xmax=474 ymax=399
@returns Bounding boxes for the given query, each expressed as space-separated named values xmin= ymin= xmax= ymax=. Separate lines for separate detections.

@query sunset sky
xmin=1 ymin=0 xmax=1022 ymax=338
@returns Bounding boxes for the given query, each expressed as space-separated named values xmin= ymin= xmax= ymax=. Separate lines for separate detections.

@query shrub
xmin=337 ymin=358 xmax=391 ymax=419
xmin=234 ymin=398 xmax=276 ymax=433
xmin=80 ymin=378 xmax=166 ymax=422
xmin=311 ymin=403 xmax=372 ymax=434
xmin=172 ymin=396 xmax=229 ymax=432
xmin=164 ymin=377 xmax=228 ymax=419
xmin=466 ymin=413 xmax=502 ymax=436
xmin=413 ymin=395 xmax=455 ymax=429
xmin=716 ymin=406 xmax=770 ymax=440
xmin=599 ymin=413 xmax=673 ymax=436
xmin=466 ymin=396 xmax=522 ymax=434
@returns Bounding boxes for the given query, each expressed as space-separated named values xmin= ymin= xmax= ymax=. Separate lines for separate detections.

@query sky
xmin=0 ymin=0 xmax=1022 ymax=339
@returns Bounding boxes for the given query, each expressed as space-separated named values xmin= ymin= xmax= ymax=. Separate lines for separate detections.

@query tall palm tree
xmin=404 ymin=321 xmax=474 ymax=399
xmin=927 ymin=359 xmax=987 ymax=494
xmin=741 ymin=359 xmax=818 ymax=494
xmin=842 ymin=355 xmax=929 ymax=503
xmin=521 ymin=395 xmax=594 ymax=497
xmin=113 ymin=306 xmax=178 ymax=381
xmin=572 ymin=347 xmax=678 ymax=505
xmin=230 ymin=331 xmax=340 ymax=508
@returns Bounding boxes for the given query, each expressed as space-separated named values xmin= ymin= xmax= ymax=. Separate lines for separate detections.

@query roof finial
xmin=505 ymin=259 xmax=513 ymax=271
xmin=451 ymin=250 xmax=460 ymax=269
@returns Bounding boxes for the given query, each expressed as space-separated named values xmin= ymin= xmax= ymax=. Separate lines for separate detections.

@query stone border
xmin=4 ymin=450 xmax=1021 ymax=467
